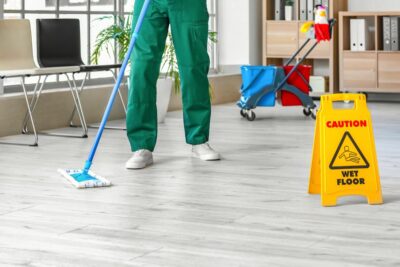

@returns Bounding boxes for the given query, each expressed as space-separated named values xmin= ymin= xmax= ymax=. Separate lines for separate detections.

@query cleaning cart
xmin=238 ymin=18 xmax=336 ymax=121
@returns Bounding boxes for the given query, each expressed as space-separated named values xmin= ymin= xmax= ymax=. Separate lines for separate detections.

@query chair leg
xmin=35 ymin=73 xmax=88 ymax=138
xmin=70 ymin=73 xmax=88 ymax=134
xmin=22 ymin=75 xmax=47 ymax=134
xmin=68 ymin=72 xmax=88 ymax=127
xmin=86 ymin=69 xmax=127 ymax=131
xmin=110 ymin=69 xmax=127 ymax=113
xmin=43 ymin=73 xmax=88 ymax=138
xmin=21 ymin=76 xmax=40 ymax=134
xmin=77 ymin=70 xmax=127 ymax=131
xmin=0 ymin=77 xmax=39 ymax=146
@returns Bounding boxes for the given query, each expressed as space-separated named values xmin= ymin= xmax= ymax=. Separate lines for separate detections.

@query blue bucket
xmin=239 ymin=65 xmax=276 ymax=109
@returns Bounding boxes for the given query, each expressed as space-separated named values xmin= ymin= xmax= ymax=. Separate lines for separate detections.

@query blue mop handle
xmin=83 ymin=0 xmax=151 ymax=172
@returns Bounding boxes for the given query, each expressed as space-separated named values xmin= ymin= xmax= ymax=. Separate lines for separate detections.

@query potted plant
xmin=285 ymin=0 xmax=294 ymax=21
xmin=92 ymin=16 xmax=217 ymax=123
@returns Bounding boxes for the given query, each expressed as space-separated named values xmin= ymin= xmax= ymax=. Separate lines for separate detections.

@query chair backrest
xmin=0 ymin=19 xmax=37 ymax=71
xmin=36 ymin=19 xmax=84 ymax=67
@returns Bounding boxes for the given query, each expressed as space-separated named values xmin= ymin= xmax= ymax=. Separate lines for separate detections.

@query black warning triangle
xmin=329 ymin=131 xmax=370 ymax=170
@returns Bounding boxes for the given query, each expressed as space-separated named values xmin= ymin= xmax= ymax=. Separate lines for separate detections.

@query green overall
xmin=126 ymin=0 xmax=211 ymax=152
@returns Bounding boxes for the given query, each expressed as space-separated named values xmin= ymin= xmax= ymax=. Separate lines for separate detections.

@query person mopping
xmin=125 ymin=0 xmax=221 ymax=169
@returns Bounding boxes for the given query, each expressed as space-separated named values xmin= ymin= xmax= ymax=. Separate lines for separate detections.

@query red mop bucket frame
xmin=281 ymin=65 xmax=312 ymax=106
xmin=278 ymin=19 xmax=335 ymax=108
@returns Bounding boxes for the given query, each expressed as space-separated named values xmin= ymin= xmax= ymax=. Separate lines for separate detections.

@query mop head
xmin=58 ymin=169 xmax=112 ymax=189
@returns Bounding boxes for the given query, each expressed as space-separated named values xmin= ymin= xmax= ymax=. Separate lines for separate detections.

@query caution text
xmin=326 ymin=120 xmax=367 ymax=128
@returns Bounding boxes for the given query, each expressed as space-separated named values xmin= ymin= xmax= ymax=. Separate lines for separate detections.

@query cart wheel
xmin=246 ymin=110 xmax=256 ymax=121
xmin=303 ymin=108 xmax=312 ymax=117
xmin=311 ymin=109 xmax=317 ymax=120
xmin=240 ymin=109 xmax=246 ymax=118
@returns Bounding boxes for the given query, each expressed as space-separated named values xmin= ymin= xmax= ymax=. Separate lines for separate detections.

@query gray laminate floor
xmin=0 ymin=102 xmax=399 ymax=267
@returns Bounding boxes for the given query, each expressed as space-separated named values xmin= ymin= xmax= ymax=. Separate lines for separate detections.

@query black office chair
xmin=36 ymin=18 xmax=127 ymax=131
xmin=19 ymin=19 xmax=88 ymax=140
xmin=37 ymin=19 xmax=84 ymax=67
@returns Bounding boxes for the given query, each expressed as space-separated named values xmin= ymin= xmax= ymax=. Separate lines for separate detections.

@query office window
xmin=208 ymin=0 xmax=218 ymax=72
xmin=3 ymin=0 xmax=20 ymax=10
xmin=1 ymin=0 xmax=218 ymax=89
xmin=60 ymin=0 xmax=88 ymax=11
xmin=91 ymin=0 xmax=114 ymax=11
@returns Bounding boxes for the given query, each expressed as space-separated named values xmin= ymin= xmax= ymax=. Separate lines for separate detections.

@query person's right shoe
xmin=125 ymin=149 xmax=153 ymax=169
xmin=192 ymin=143 xmax=221 ymax=161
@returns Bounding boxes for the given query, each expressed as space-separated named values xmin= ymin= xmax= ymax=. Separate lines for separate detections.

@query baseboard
xmin=367 ymin=93 xmax=400 ymax=102
xmin=0 ymin=74 xmax=242 ymax=138
xmin=0 ymin=85 xmax=127 ymax=138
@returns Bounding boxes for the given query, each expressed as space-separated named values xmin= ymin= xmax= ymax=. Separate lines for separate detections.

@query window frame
xmin=0 ymin=0 xmax=3 ymax=94
xmin=1 ymin=0 xmax=219 ymax=94
xmin=208 ymin=0 xmax=218 ymax=73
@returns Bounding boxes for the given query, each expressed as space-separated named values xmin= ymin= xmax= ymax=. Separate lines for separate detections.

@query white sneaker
xmin=192 ymin=143 xmax=221 ymax=161
xmin=126 ymin=149 xmax=153 ymax=169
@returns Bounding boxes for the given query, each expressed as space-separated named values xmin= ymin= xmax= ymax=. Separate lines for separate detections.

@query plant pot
xmin=285 ymin=6 xmax=293 ymax=21
xmin=156 ymin=78 xmax=173 ymax=123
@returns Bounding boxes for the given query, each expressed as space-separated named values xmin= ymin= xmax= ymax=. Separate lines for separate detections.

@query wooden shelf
xmin=343 ymin=50 xmax=376 ymax=53
xmin=340 ymin=11 xmax=399 ymax=17
xmin=377 ymin=50 xmax=400 ymax=54
xmin=339 ymin=11 xmax=400 ymax=93
xmin=266 ymin=20 xmax=301 ymax=23
xmin=262 ymin=0 xmax=348 ymax=94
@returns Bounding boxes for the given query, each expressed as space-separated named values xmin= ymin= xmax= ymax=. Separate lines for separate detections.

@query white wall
xmin=218 ymin=0 xmax=249 ymax=67
xmin=0 ymin=0 xmax=4 ymax=94
xmin=249 ymin=0 xmax=262 ymax=66
xmin=349 ymin=0 xmax=400 ymax=11
xmin=218 ymin=0 xmax=262 ymax=71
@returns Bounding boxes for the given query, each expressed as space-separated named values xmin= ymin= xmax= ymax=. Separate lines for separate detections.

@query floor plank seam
xmin=0 ymin=205 xmax=36 ymax=216
xmin=58 ymin=224 xmax=91 ymax=236
xmin=305 ymin=235 xmax=332 ymax=249
xmin=128 ymin=246 xmax=164 ymax=262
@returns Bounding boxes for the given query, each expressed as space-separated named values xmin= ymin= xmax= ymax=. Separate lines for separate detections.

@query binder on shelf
xmin=383 ymin=17 xmax=391 ymax=51
xmin=391 ymin=16 xmax=400 ymax=51
xmin=350 ymin=19 xmax=359 ymax=51
xmin=357 ymin=19 xmax=370 ymax=51
xmin=300 ymin=0 xmax=308 ymax=21
xmin=275 ymin=0 xmax=285 ymax=21
xmin=307 ymin=0 xmax=314 ymax=20
xmin=350 ymin=19 xmax=370 ymax=51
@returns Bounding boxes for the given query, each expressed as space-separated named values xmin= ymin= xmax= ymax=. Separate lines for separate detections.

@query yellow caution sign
xmin=309 ymin=94 xmax=383 ymax=206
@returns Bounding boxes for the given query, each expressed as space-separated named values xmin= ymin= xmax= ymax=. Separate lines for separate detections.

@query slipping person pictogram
xmin=339 ymin=146 xmax=361 ymax=164
xmin=329 ymin=131 xmax=369 ymax=170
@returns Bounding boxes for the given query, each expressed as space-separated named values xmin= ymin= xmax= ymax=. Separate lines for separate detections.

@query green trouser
xmin=126 ymin=0 xmax=211 ymax=152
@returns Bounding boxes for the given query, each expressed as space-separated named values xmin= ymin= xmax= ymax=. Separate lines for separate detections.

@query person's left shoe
xmin=192 ymin=143 xmax=221 ymax=161
xmin=125 ymin=149 xmax=153 ymax=169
